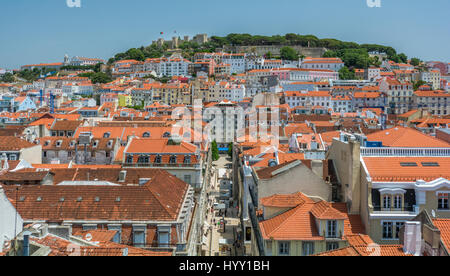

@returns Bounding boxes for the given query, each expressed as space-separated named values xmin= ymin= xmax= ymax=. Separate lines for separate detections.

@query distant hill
xmin=110 ymin=33 xmax=411 ymax=70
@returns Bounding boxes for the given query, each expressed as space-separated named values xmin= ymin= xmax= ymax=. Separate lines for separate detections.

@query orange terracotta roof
xmin=366 ymin=126 xmax=450 ymax=148
xmin=260 ymin=192 xmax=313 ymax=208
xmin=125 ymin=138 xmax=197 ymax=154
xmin=315 ymin=244 xmax=411 ymax=256
xmin=0 ymin=136 xmax=37 ymax=151
xmin=433 ymin=219 xmax=450 ymax=252
xmin=310 ymin=201 xmax=348 ymax=220
xmin=363 ymin=157 xmax=450 ymax=182
xmin=259 ymin=195 xmax=364 ymax=241
xmin=3 ymin=169 xmax=188 ymax=222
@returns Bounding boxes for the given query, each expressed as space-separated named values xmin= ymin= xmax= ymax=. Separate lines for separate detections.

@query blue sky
xmin=0 ymin=0 xmax=449 ymax=69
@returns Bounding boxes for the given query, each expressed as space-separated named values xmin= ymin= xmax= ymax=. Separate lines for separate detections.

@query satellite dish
xmin=431 ymin=210 xmax=436 ymax=218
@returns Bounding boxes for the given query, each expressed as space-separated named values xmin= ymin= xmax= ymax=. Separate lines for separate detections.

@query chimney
xmin=403 ymin=221 xmax=422 ymax=256
xmin=119 ymin=170 xmax=127 ymax=182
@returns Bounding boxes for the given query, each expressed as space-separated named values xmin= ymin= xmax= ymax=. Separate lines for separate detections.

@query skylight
xmin=421 ymin=162 xmax=439 ymax=167
xmin=400 ymin=162 xmax=418 ymax=167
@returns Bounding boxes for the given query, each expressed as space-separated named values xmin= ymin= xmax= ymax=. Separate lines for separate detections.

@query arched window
xmin=143 ymin=132 xmax=150 ymax=138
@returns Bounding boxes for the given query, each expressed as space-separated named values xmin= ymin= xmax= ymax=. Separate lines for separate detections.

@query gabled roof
xmin=260 ymin=192 xmax=313 ymax=208
xmin=259 ymin=194 xmax=364 ymax=241
xmin=310 ymin=201 xmax=348 ymax=220
xmin=255 ymin=160 xmax=300 ymax=180
xmin=51 ymin=120 xmax=82 ymax=131
xmin=0 ymin=136 xmax=37 ymax=151
xmin=3 ymin=169 xmax=188 ymax=222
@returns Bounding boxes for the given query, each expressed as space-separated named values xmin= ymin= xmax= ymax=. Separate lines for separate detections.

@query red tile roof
xmin=433 ymin=219 xmax=450 ymax=253
xmin=363 ymin=157 xmax=450 ymax=182
xmin=3 ymin=169 xmax=188 ymax=222
xmin=259 ymin=193 xmax=365 ymax=241
xmin=0 ymin=136 xmax=37 ymax=151
xmin=260 ymin=192 xmax=313 ymax=208
xmin=366 ymin=126 xmax=450 ymax=148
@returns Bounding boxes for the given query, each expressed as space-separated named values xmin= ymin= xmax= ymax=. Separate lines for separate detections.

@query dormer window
xmin=103 ymin=132 xmax=111 ymax=138
xmin=138 ymin=155 xmax=149 ymax=164
xmin=326 ymin=220 xmax=338 ymax=238
xmin=163 ymin=132 xmax=171 ymax=138
xmin=155 ymin=155 xmax=162 ymax=164
xmin=143 ymin=132 xmax=150 ymax=138
xmin=169 ymin=155 xmax=177 ymax=164
xmin=56 ymin=140 xmax=62 ymax=147
xmin=93 ymin=140 xmax=99 ymax=148
xmin=184 ymin=155 xmax=191 ymax=164
xmin=126 ymin=155 xmax=133 ymax=164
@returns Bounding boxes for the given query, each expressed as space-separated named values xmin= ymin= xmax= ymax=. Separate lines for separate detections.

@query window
xmin=133 ymin=226 xmax=146 ymax=248
xmin=438 ymin=193 xmax=449 ymax=210
xmin=383 ymin=222 xmax=393 ymax=239
xmin=383 ymin=195 xmax=391 ymax=209
xmin=302 ymin=242 xmax=314 ymax=256
xmin=157 ymin=226 xmax=171 ymax=247
xmin=169 ymin=155 xmax=177 ymax=164
xmin=422 ymin=162 xmax=439 ymax=167
xmin=138 ymin=156 xmax=149 ymax=164
xmin=326 ymin=220 xmax=338 ymax=238
xmin=143 ymin=132 xmax=150 ymax=138
xmin=155 ymin=155 xmax=162 ymax=164
xmin=400 ymin=162 xmax=418 ymax=167
xmin=278 ymin=241 xmax=290 ymax=256
xmin=394 ymin=195 xmax=402 ymax=209
xmin=395 ymin=222 xmax=404 ymax=239
xmin=326 ymin=242 xmax=339 ymax=251
xmin=83 ymin=224 xmax=97 ymax=231
xmin=108 ymin=225 xmax=122 ymax=243
xmin=265 ymin=240 xmax=273 ymax=256
xmin=126 ymin=156 xmax=133 ymax=164
xmin=184 ymin=155 xmax=191 ymax=164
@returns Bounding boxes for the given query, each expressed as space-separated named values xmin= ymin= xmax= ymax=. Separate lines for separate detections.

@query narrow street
xmin=201 ymin=155 xmax=243 ymax=256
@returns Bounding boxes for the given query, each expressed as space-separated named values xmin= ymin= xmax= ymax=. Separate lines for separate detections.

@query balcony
xmin=361 ymin=147 xmax=450 ymax=157
xmin=125 ymin=162 xmax=201 ymax=169
xmin=370 ymin=205 xmax=419 ymax=218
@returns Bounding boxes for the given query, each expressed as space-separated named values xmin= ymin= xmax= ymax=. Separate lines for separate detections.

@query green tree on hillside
xmin=280 ymin=46 xmax=298 ymax=61
xmin=1 ymin=73 xmax=14 ymax=83
xmin=410 ymin=58 xmax=421 ymax=67
xmin=339 ymin=66 xmax=356 ymax=80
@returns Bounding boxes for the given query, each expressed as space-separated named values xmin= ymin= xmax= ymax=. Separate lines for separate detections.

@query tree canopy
xmin=280 ymin=46 xmax=299 ymax=61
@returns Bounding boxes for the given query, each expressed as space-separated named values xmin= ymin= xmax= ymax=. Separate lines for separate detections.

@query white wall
xmin=0 ymin=186 xmax=23 ymax=252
